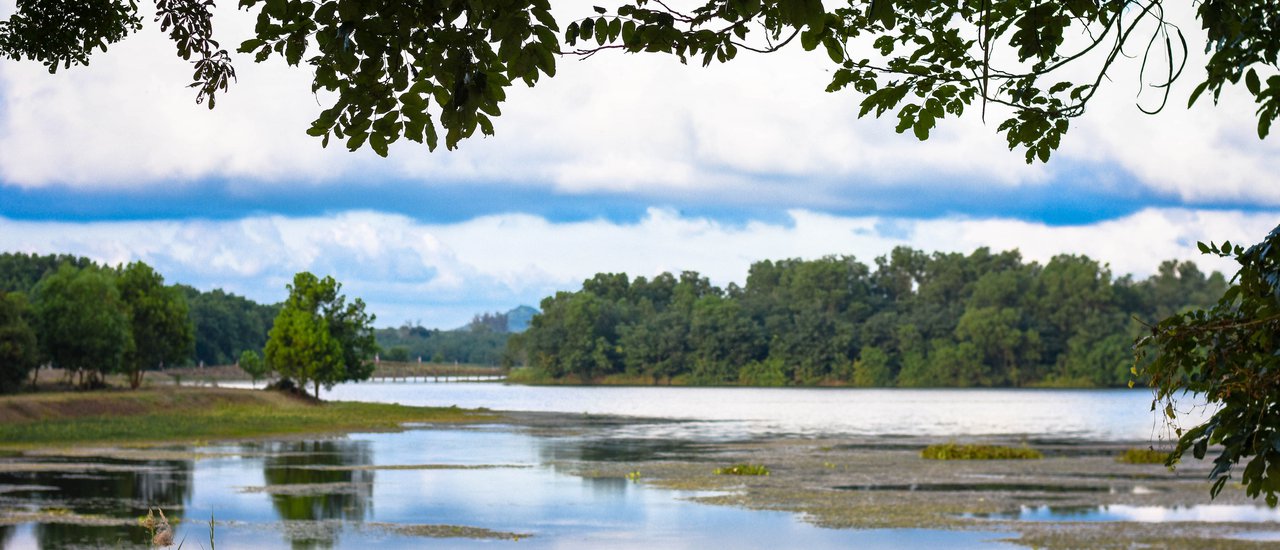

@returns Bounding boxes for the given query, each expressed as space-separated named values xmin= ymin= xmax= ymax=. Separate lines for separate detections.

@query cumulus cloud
xmin=0 ymin=208 xmax=1272 ymax=328
xmin=1 ymin=0 xmax=1276 ymax=208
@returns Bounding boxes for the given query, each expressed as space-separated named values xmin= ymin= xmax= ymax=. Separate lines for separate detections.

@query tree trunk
xmin=29 ymin=365 xmax=39 ymax=389
xmin=314 ymin=379 xmax=320 ymax=399
xmin=130 ymin=368 xmax=142 ymax=390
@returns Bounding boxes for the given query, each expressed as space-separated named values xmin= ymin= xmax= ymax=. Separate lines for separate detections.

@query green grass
xmin=714 ymin=463 xmax=771 ymax=476
xmin=1116 ymin=448 xmax=1170 ymax=464
xmin=920 ymin=443 xmax=1043 ymax=460
xmin=0 ymin=387 xmax=490 ymax=449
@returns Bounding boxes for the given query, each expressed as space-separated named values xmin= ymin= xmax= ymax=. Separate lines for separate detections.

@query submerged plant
xmin=714 ymin=464 xmax=770 ymax=476
xmin=921 ymin=443 xmax=1042 ymax=460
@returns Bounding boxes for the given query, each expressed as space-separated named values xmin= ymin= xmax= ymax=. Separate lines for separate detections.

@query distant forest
xmin=508 ymin=247 xmax=1225 ymax=388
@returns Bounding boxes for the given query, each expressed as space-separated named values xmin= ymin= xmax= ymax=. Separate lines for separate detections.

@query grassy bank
xmin=0 ymin=387 xmax=490 ymax=449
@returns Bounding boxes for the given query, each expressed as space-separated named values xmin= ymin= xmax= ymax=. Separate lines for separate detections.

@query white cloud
xmin=0 ymin=208 xmax=1272 ymax=328
xmin=1 ymin=0 xmax=1275 ymax=206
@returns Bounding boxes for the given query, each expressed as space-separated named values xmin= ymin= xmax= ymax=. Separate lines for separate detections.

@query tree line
xmin=0 ymin=259 xmax=193 ymax=390
xmin=375 ymin=312 xmax=520 ymax=366
xmin=508 ymin=247 xmax=1225 ymax=387
xmin=0 ymin=253 xmax=280 ymax=375
xmin=0 ymin=253 xmax=378 ymax=396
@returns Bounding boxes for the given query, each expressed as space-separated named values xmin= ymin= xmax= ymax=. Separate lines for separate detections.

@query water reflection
xmin=259 ymin=440 xmax=375 ymax=549
xmin=0 ymin=458 xmax=191 ymax=549
xmin=538 ymin=437 xmax=720 ymax=463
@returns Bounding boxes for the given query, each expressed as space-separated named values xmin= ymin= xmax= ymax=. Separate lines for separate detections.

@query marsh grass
xmin=920 ymin=443 xmax=1042 ymax=460
xmin=714 ymin=464 xmax=771 ymax=476
xmin=1116 ymin=448 xmax=1169 ymax=464
xmin=0 ymin=388 xmax=488 ymax=448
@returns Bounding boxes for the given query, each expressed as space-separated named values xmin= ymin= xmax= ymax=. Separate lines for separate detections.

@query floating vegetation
xmin=920 ymin=443 xmax=1042 ymax=460
xmin=236 ymin=482 xmax=370 ymax=495
xmin=1116 ymin=448 xmax=1169 ymax=465
xmin=715 ymin=464 xmax=770 ymax=476
xmin=626 ymin=470 xmax=642 ymax=482
xmin=365 ymin=522 xmax=531 ymax=540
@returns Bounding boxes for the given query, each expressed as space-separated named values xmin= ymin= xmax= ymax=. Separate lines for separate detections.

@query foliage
xmin=1117 ymin=448 xmax=1169 ymax=465
xmin=517 ymin=246 xmax=1223 ymax=387
xmin=265 ymin=272 xmax=377 ymax=397
xmin=180 ymin=286 xmax=279 ymax=366
xmin=32 ymin=264 xmax=130 ymax=387
xmin=714 ymin=463 xmax=770 ymax=476
xmin=5 ymin=1 xmax=1276 ymax=159
xmin=0 ymin=252 xmax=98 ymax=294
xmin=238 ymin=349 xmax=268 ymax=384
xmin=921 ymin=443 xmax=1042 ymax=460
xmin=0 ymin=291 xmax=40 ymax=392
xmin=116 ymin=262 xmax=194 ymax=389
xmin=1137 ymin=225 xmax=1280 ymax=507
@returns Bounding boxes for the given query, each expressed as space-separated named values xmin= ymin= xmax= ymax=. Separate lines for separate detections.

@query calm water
xmin=0 ymin=384 xmax=1220 ymax=548
xmin=312 ymin=382 xmax=1209 ymax=441
xmin=0 ymin=426 xmax=1018 ymax=549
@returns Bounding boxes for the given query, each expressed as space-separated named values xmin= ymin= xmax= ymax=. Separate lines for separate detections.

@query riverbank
xmin=0 ymin=387 xmax=491 ymax=450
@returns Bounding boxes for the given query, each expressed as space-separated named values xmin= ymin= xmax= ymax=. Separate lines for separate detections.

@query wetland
xmin=0 ymin=382 xmax=1274 ymax=549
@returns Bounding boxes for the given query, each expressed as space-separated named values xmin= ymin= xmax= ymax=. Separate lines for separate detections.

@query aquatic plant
xmin=1116 ymin=448 xmax=1170 ymax=465
xmin=920 ymin=443 xmax=1042 ymax=460
xmin=140 ymin=507 xmax=174 ymax=547
xmin=626 ymin=470 xmax=642 ymax=482
xmin=714 ymin=464 xmax=771 ymax=476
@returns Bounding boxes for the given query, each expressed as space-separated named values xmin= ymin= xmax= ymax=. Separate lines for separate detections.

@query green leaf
xmin=1247 ymin=69 xmax=1261 ymax=96
xmin=369 ymin=131 xmax=389 ymax=157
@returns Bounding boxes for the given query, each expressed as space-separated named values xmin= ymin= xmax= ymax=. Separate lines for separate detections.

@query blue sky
xmin=0 ymin=1 xmax=1277 ymax=328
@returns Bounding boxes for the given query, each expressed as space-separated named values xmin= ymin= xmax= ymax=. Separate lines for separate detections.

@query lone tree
xmin=1 ymin=1 xmax=1276 ymax=160
xmin=0 ymin=291 xmax=40 ymax=393
xmin=116 ymin=261 xmax=195 ymax=389
xmin=265 ymin=272 xmax=377 ymax=398
xmin=238 ymin=349 xmax=269 ymax=387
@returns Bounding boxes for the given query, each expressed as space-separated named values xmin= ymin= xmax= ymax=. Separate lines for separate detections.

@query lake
xmin=316 ymin=382 xmax=1209 ymax=441
xmin=0 ymin=383 xmax=1235 ymax=549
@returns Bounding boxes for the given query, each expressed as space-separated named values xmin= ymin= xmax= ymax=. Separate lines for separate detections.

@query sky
xmin=0 ymin=2 xmax=1277 ymax=328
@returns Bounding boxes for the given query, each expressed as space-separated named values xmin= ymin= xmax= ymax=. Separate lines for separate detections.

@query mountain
xmin=504 ymin=305 xmax=538 ymax=333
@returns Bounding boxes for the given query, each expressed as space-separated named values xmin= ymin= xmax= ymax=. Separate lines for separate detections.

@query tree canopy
xmin=31 ymin=264 xmax=131 ymax=388
xmin=116 ymin=262 xmax=195 ymax=388
xmin=2 ymin=0 xmax=1275 ymax=159
xmin=0 ymin=291 xmax=40 ymax=392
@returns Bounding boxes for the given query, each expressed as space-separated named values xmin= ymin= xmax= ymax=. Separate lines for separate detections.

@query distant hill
xmin=505 ymin=305 xmax=538 ymax=333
